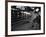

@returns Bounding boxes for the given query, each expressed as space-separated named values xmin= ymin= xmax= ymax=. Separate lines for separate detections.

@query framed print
xmin=5 ymin=1 xmax=45 ymax=36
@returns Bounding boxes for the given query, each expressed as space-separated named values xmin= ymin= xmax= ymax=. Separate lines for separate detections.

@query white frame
xmin=8 ymin=2 xmax=44 ymax=35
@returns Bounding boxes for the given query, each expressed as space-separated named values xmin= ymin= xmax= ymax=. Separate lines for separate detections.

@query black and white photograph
xmin=11 ymin=6 xmax=41 ymax=31
xmin=8 ymin=2 xmax=45 ymax=35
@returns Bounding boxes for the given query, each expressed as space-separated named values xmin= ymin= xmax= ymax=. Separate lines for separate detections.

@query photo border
xmin=5 ymin=1 xmax=45 ymax=36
